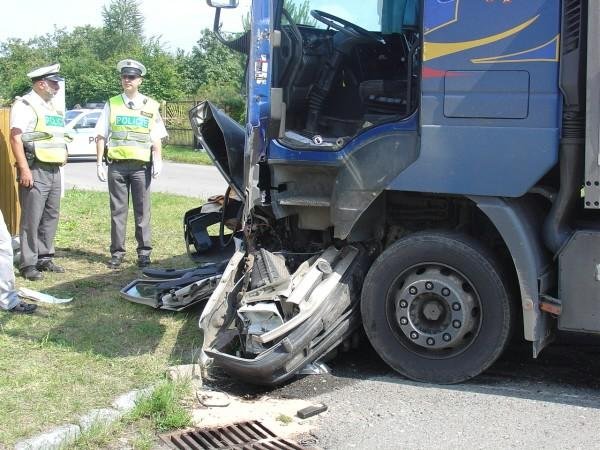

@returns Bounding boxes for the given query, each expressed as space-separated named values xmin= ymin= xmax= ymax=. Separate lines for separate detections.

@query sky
xmin=0 ymin=0 xmax=251 ymax=53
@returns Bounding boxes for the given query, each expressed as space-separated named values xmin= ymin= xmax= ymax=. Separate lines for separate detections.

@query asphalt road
xmin=210 ymin=336 xmax=600 ymax=449
xmin=63 ymin=159 xmax=229 ymax=199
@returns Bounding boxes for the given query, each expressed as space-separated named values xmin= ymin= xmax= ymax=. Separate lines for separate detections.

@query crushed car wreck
xmin=199 ymin=244 xmax=372 ymax=385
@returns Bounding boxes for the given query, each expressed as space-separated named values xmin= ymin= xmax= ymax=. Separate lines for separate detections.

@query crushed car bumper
xmin=199 ymin=245 xmax=371 ymax=385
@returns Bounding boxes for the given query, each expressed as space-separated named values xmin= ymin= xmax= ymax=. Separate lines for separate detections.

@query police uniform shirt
xmin=10 ymin=90 xmax=59 ymax=133
xmin=94 ymin=93 xmax=168 ymax=141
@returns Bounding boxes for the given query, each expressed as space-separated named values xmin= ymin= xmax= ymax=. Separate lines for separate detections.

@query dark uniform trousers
xmin=18 ymin=161 xmax=61 ymax=269
xmin=107 ymin=160 xmax=152 ymax=258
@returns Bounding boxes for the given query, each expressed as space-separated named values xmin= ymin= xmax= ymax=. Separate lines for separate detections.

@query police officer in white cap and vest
xmin=95 ymin=59 xmax=168 ymax=269
xmin=10 ymin=63 xmax=67 ymax=281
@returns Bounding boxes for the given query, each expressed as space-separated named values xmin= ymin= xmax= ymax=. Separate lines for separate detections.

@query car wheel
xmin=361 ymin=231 xmax=514 ymax=384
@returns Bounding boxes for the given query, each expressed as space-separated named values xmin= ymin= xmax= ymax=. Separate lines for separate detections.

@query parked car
xmin=65 ymin=108 xmax=87 ymax=125
xmin=64 ymin=109 xmax=101 ymax=159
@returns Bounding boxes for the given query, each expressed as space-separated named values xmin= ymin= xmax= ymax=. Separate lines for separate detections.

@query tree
xmin=0 ymin=40 xmax=39 ymax=102
xmin=241 ymin=1 xmax=316 ymax=30
xmin=139 ymin=37 xmax=186 ymax=101
xmin=101 ymin=0 xmax=144 ymax=55
xmin=189 ymin=29 xmax=245 ymax=89
xmin=284 ymin=0 xmax=317 ymax=26
xmin=0 ymin=30 xmax=66 ymax=103
xmin=0 ymin=1 xmax=229 ymax=110
xmin=187 ymin=29 xmax=246 ymax=121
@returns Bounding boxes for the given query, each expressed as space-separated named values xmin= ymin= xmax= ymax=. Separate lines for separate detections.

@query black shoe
xmin=107 ymin=255 xmax=123 ymax=269
xmin=10 ymin=301 xmax=37 ymax=314
xmin=137 ymin=255 xmax=151 ymax=268
xmin=36 ymin=260 xmax=65 ymax=273
xmin=20 ymin=266 xmax=43 ymax=281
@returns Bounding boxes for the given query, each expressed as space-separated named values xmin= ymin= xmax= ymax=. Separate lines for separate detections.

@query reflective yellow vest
xmin=20 ymin=97 xmax=67 ymax=164
xmin=107 ymin=95 xmax=159 ymax=162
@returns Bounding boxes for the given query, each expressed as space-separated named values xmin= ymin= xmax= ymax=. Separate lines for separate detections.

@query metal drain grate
xmin=161 ymin=420 xmax=307 ymax=450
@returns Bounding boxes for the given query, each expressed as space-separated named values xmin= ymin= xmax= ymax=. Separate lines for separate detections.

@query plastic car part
xmin=297 ymin=403 xmax=328 ymax=419
xmin=120 ymin=262 xmax=226 ymax=311
xmin=250 ymin=248 xmax=290 ymax=290
xmin=237 ymin=302 xmax=285 ymax=354
xmin=184 ymin=197 xmax=242 ymax=260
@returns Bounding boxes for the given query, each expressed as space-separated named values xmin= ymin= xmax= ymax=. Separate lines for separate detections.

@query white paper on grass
xmin=17 ymin=287 xmax=73 ymax=304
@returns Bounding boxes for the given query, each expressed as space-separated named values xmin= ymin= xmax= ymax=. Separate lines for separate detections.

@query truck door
xmin=244 ymin=0 xmax=276 ymax=213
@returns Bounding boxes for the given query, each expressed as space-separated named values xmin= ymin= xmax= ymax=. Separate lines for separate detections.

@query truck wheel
xmin=361 ymin=231 xmax=513 ymax=384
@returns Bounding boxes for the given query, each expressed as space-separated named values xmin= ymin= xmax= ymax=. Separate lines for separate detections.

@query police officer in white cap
xmin=95 ymin=59 xmax=168 ymax=269
xmin=10 ymin=63 xmax=67 ymax=281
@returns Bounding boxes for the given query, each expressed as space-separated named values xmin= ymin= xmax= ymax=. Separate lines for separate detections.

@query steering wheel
xmin=310 ymin=10 xmax=385 ymax=45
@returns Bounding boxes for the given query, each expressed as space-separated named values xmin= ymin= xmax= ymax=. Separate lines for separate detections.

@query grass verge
xmin=67 ymin=379 xmax=192 ymax=450
xmin=0 ymin=189 xmax=203 ymax=446
xmin=162 ymin=145 xmax=212 ymax=165
xmin=129 ymin=380 xmax=192 ymax=431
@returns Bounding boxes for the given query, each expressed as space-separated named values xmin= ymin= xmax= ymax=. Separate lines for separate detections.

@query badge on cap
xmin=116 ymin=59 xmax=147 ymax=77
xmin=27 ymin=63 xmax=63 ymax=82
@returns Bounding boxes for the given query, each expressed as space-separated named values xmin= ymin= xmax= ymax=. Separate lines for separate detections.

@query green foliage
xmin=189 ymin=29 xmax=245 ymax=89
xmin=0 ymin=0 xmax=246 ymax=117
xmin=163 ymin=145 xmax=213 ymax=165
xmin=284 ymin=0 xmax=318 ymax=26
xmin=197 ymin=82 xmax=245 ymax=123
xmin=57 ymin=26 xmax=121 ymax=105
xmin=101 ymin=0 xmax=145 ymax=54
xmin=119 ymin=38 xmax=185 ymax=102
xmin=188 ymin=29 xmax=246 ymax=121
xmin=276 ymin=413 xmax=293 ymax=424
xmin=0 ymin=0 xmax=188 ymax=107
xmin=0 ymin=37 xmax=52 ymax=102
xmin=129 ymin=380 xmax=192 ymax=432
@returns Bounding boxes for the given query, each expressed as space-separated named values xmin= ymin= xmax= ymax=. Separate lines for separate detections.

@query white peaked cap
xmin=27 ymin=63 xmax=63 ymax=81
xmin=116 ymin=59 xmax=147 ymax=76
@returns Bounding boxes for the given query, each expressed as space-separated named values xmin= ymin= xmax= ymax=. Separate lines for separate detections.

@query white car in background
xmin=64 ymin=109 xmax=102 ymax=159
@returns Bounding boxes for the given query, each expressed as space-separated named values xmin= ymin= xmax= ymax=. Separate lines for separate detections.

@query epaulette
xmin=14 ymin=96 xmax=31 ymax=107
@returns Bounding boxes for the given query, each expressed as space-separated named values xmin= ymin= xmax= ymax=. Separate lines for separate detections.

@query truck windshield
xmin=283 ymin=0 xmax=418 ymax=32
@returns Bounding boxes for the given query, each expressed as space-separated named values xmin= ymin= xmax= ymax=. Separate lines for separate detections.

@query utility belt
xmin=103 ymin=144 xmax=153 ymax=166
xmin=104 ymin=154 xmax=149 ymax=169
xmin=31 ymin=161 xmax=62 ymax=172
xmin=23 ymin=142 xmax=64 ymax=167
xmin=109 ymin=159 xmax=148 ymax=166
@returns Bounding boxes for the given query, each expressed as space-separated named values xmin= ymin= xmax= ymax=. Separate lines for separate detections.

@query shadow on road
xmin=336 ymin=336 xmax=600 ymax=408
xmin=207 ymin=333 xmax=600 ymax=410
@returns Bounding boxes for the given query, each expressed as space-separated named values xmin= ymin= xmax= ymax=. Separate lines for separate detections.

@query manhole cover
xmin=161 ymin=420 xmax=307 ymax=449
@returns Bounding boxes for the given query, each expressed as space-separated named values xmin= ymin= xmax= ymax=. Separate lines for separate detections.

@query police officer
xmin=95 ymin=59 xmax=168 ymax=269
xmin=10 ymin=64 xmax=67 ymax=281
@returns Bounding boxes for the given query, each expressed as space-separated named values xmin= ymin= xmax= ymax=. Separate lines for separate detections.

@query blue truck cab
xmin=193 ymin=0 xmax=597 ymax=385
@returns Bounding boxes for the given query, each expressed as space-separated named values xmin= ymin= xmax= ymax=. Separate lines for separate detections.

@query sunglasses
xmin=121 ymin=74 xmax=140 ymax=80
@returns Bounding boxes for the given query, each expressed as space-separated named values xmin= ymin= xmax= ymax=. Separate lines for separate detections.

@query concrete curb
xmin=13 ymin=388 xmax=153 ymax=450
xmin=112 ymin=388 xmax=153 ymax=412
xmin=79 ymin=408 xmax=123 ymax=433
xmin=14 ymin=425 xmax=80 ymax=450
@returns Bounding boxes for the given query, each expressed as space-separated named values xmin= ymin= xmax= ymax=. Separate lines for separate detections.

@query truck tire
xmin=361 ymin=231 xmax=514 ymax=384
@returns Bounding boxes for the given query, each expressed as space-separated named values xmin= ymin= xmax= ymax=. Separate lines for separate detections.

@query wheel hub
xmin=394 ymin=267 xmax=477 ymax=350
xmin=422 ymin=298 xmax=444 ymax=321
